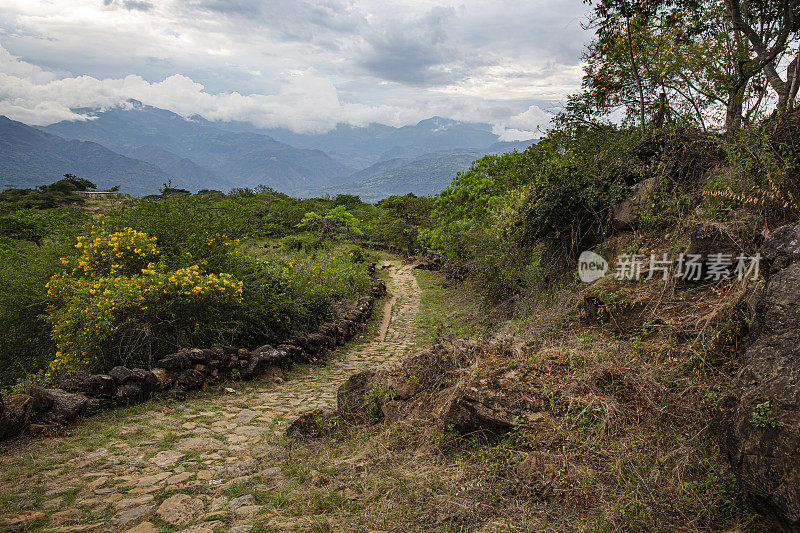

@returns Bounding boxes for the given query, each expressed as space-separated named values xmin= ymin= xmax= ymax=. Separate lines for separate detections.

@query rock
xmin=0 ymin=394 xmax=34 ymax=439
xmin=56 ymin=370 xmax=116 ymax=397
xmin=178 ymin=369 xmax=205 ymax=390
xmin=124 ymin=522 xmax=158 ymax=533
xmin=234 ymin=505 xmax=259 ymax=517
xmin=712 ymin=223 xmax=800 ymax=530
xmin=130 ymin=369 xmax=159 ymax=395
xmin=228 ymin=494 xmax=257 ymax=511
xmin=150 ymin=450 xmax=184 ymax=469
xmin=181 ymin=521 xmax=224 ymax=533
xmin=157 ymin=350 xmax=191 ymax=370
xmin=240 ymin=346 xmax=286 ymax=379
xmin=229 ymin=526 xmax=253 ymax=533
xmin=305 ymin=334 xmax=327 ymax=356
xmin=337 ymin=368 xmax=389 ymax=420
xmin=436 ymin=366 xmax=553 ymax=436
xmin=109 ymin=366 xmax=135 ymax=384
xmin=286 ymin=409 xmax=341 ymax=438
xmin=760 ymin=223 xmax=800 ymax=276
xmin=29 ymin=386 xmax=88 ymax=424
xmin=176 ymin=436 xmax=223 ymax=450
xmin=611 ymin=177 xmax=657 ymax=230
xmin=113 ymin=504 xmax=154 ymax=524
xmin=156 ymin=493 xmax=205 ymax=525
xmin=371 ymin=279 xmax=387 ymax=298
xmin=151 ymin=367 xmax=177 ymax=390
xmin=115 ymin=382 xmax=144 ymax=404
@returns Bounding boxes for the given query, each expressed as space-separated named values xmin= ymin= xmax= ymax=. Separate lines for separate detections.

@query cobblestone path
xmin=0 ymin=261 xmax=421 ymax=533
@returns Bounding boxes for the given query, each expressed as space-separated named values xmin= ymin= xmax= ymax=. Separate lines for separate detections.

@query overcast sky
xmin=0 ymin=0 xmax=592 ymax=140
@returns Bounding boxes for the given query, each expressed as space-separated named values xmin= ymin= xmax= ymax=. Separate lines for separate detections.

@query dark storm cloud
xmin=180 ymin=0 xmax=364 ymax=41
xmin=359 ymin=6 xmax=478 ymax=86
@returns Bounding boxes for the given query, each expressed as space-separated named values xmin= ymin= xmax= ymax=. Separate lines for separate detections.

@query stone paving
xmin=0 ymin=262 xmax=421 ymax=533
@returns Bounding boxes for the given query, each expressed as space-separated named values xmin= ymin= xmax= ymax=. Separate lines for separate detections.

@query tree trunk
xmin=624 ymin=7 xmax=646 ymax=137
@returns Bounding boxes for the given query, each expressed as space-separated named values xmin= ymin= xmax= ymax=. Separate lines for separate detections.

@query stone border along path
xmin=0 ymin=260 xmax=422 ymax=533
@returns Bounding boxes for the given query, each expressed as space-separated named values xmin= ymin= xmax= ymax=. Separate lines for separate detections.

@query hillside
xmin=41 ymin=103 xmax=353 ymax=194
xmin=322 ymin=141 xmax=537 ymax=201
xmin=0 ymin=117 xmax=181 ymax=195
xmin=214 ymin=116 xmax=506 ymax=169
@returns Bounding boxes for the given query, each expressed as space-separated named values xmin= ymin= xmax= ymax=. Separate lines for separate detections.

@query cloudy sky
xmin=0 ymin=0 xmax=591 ymax=140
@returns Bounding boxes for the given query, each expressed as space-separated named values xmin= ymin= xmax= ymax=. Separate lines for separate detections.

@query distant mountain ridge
xmin=41 ymin=102 xmax=352 ymax=194
xmin=319 ymin=141 xmax=536 ymax=202
xmin=0 ymin=102 xmax=537 ymax=199
xmin=0 ymin=116 xmax=182 ymax=195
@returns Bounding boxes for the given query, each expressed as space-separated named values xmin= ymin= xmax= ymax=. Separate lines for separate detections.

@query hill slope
xmin=41 ymin=103 xmax=353 ymax=194
xmin=0 ymin=116 xmax=181 ymax=195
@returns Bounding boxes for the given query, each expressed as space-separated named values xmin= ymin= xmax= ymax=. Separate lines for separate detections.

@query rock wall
xmin=0 ymin=279 xmax=387 ymax=441
xmin=712 ymin=223 xmax=800 ymax=532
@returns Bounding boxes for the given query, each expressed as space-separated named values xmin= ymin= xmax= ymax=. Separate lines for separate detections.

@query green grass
xmin=413 ymin=270 xmax=485 ymax=347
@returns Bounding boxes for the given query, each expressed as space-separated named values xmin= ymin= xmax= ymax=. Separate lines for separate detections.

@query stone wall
xmin=0 ymin=278 xmax=387 ymax=441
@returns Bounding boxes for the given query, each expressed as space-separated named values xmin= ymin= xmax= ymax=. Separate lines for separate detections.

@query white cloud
xmin=492 ymin=105 xmax=553 ymax=141
xmin=0 ymin=0 xmax=590 ymax=133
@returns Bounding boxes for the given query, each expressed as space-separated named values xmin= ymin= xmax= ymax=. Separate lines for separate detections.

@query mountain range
xmin=1 ymin=101 xmax=536 ymax=200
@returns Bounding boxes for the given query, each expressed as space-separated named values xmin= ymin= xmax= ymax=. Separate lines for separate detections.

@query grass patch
xmin=414 ymin=270 xmax=485 ymax=347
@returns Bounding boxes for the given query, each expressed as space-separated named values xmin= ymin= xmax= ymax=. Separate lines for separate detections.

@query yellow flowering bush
xmin=46 ymin=225 xmax=243 ymax=376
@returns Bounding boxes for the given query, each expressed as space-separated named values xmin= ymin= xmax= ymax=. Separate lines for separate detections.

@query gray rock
xmin=158 ymin=350 xmax=191 ymax=370
xmin=109 ymin=366 xmax=135 ymax=384
xmin=228 ymin=494 xmax=257 ymax=511
xmin=611 ymin=177 xmax=656 ymax=230
xmin=113 ymin=503 xmax=153 ymax=524
xmin=116 ymin=382 xmax=144 ymax=404
xmin=29 ymin=386 xmax=88 ymax=424
xmin=56 ymin=370 xmax=115 ymax=397
xmin=712 ymin=223 xmax=800 ymax=530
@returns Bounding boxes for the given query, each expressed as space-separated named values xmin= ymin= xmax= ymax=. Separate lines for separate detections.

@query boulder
xmin=305 ymin=334 xmax=327 ymax=356
xmin=337 ymin=369 xmax=390 ymax=421
xmin=178 ymin=369 xmax=205 ymax=390
xmin=29 ymin=385 xmax=88 ymax=424
xmin=0 ymin=394 xmax=34 ymax=439
xmin=115 ymin=382 xmax=144 ymax=404
xmin=286 ymin=409 xmax=342 ymax=438
xmin=370 ymin=280 xmax=387 ymax=298
xmin=130 ymin=369 xmax=159 ymax=395
xmin=157 ymin=350 xmax=191 ymax=371
xmin=238 ymin=346 xmax=288 ymax=380
xmin=108 ymin=366 xmax=135 ymax=384
xmin=611 ymin=177 xmax=656 ymax=230
xmin=56 ymin=370 xmax=116 ymax=397
xmin=151 ymin=367 xmax=177 ymax=390
xmin=435 ymin=366 xmax=552 ymax=436
xmin=712 ymin=223 xmax=800 ymax=530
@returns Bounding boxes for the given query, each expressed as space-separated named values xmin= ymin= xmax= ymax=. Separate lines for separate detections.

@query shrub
xmin=45 ymin=223 xmax=244 ymax=375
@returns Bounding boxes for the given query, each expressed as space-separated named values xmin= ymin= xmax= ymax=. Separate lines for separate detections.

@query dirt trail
xmin=0 ymin=261 xmax=421 ymax=532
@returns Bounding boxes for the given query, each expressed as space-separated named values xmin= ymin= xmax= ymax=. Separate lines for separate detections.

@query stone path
xmin=0 ymin=262 xmax=421 ymax=533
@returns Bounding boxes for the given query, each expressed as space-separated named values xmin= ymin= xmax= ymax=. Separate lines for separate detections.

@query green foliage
xmin=428 ymin=129 xmax=631 ymax=303
xmin=0 ymin=187 xmax=378 ymax=388
xmin=752 ymin=401 xmax=781 ymax=429
xmin=368 ymin=194 xmax=434 ymax=253
xmin=45 ymin=223 xmax=245 ymax=375
xmin=0 ymin=174 xmax=96 ymax=212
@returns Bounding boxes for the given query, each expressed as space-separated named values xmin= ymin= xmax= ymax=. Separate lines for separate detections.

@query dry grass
xmin=283 ymin=225 xmax=777 ymax=532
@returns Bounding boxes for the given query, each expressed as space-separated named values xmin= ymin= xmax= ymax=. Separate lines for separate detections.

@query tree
xmin=725 ymin=0 xmax=800 ymax=115
xmin=298 ymin=206 xmax=362 ymax=240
